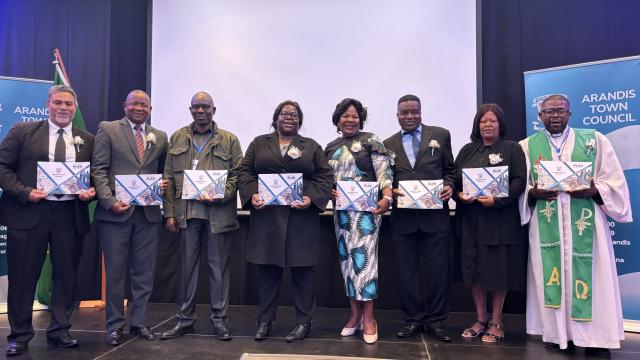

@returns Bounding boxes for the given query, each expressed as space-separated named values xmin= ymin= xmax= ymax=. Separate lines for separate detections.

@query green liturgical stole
xmin=528 ymin=128 xmax=596 ymax=321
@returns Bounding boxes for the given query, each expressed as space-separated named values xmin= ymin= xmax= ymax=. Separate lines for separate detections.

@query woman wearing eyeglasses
xmin=237 ymin=100 xmax=333 ymax=342
xmin=324 ymin=98 xmax=394 ymax=344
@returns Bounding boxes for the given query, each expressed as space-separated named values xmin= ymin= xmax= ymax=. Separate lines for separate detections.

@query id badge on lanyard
xmin=191 ymin=156 xmax=199 ymax=170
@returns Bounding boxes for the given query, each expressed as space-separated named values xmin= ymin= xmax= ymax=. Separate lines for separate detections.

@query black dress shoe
xmin=107 ymin=328 xmax=123 ymax=346
xmin=47 ymin=332 xmax=79 ymax=348
xmin=130 ymin=326 xmax=156 ymax=340
xmin=213 ymin=322 xmax=232 ymax=341
xmin=544 ymin=341 xmax=576 ymax=353
xmin=396 ymin=323 xmax=424 ymax=338
xmin=426 ymin=326 xmax=452 ymax=342
xmin=160 ymin=324 xmax=194 ymax=340
xmin=254 ymin=322 xmax=272 ymax=341
xmin=585 ymin=347 xmax=612 ymax=359
xmin=285 ymin=323 xmax=311 ymax=342
xmin=6 ymin=341 xmax=27 ymax=356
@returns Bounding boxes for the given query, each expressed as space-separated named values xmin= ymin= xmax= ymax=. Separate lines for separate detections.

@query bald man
xmin=91 ymin=90 xmax=168 ymax=345
xmin=160 ymin=91 xmax=242 ymax=341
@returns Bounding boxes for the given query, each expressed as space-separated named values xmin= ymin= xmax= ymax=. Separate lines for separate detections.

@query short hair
xmin=397 ymin=94 xmax=421 ymax=106
xmin=470 ymin=103 xmax=506 ymax=142
xmin=272 ymin=100 xmax=304 ymax=128
xmin=47 ymin=84 xmax=77 ymax=104
xmin=331 ymin=98 xmax=368 ymax=131
xmin=540 ymin=94 xmax=570 ymax=109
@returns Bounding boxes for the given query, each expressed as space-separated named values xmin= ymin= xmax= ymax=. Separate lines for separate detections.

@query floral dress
xmin=325 ymin=132 xmax=393 ymax=301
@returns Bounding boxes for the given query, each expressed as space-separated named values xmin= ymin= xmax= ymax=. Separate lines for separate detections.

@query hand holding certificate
xmin=182 ymin=170 xmax=228 ymax=200
xmin=258 ymin=173 xmax=303 ymax=206
xmin=336 ymin=181 xmax=379 ymax=212
xmin=397 ymin=180 xmax=444 ymax=209
xmin=537 ymin=161 xmax=592 ymax=191
xmin=37 ymin=161 xmax=90 ymax=195
xmin=115 ymin=174 xmax=163 ymax=206
xmin=462 ymin=166 xmax=509 ymax=198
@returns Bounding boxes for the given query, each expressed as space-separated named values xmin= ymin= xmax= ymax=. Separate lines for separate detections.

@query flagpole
xmin=53 ymin=48 xmax=72 ymax=86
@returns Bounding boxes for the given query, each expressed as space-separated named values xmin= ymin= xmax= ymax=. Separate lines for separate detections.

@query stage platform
xmin=0 ymin=304 xmax=638 ymax=359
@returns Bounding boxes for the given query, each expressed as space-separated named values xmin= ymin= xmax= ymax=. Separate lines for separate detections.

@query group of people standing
xmin=0 ymin=86 xmax=631 ymax=359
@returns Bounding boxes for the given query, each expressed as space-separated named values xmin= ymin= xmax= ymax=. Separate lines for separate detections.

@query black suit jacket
xmin=0 ymin=121 xmax=94 ymax=233
xmin=383 ymin=124 xmax=455 ymax=235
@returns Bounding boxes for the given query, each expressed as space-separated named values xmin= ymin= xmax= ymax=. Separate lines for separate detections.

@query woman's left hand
xmin=291 ymin=195 xmax=311 ymax=209
xmin=476 ymin=195 xmax=495 ymax=207
xmin=372 ymin=197 xmax=390 ymax=215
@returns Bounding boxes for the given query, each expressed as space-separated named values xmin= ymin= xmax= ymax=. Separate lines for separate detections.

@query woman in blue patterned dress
xmin=324 ymin=98 xmax=393 ymax=344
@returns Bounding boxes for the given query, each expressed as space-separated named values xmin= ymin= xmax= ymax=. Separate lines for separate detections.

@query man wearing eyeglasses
xmin=160 ymin=91 xmax=243 ymax=341
xmin=91 ymin=90 xmax=169 ymax=346
xmin=519 ymin=94 xmax=632 ymax=358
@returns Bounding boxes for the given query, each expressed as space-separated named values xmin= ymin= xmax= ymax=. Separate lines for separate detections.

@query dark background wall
xmin=1 ymin=0 xmax=639 ymax=313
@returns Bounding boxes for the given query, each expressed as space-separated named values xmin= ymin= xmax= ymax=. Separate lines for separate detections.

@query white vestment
xmin=519 ymin=128 xmax=632 ymax=349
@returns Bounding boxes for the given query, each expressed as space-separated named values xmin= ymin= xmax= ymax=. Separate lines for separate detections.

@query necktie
xmin=411 ymin=130 xmax=420 ymax=159
xmin=55 ymin=128 xmax=66 ymax=162
xmin=135 ymin=125 xmax=145 ymax=161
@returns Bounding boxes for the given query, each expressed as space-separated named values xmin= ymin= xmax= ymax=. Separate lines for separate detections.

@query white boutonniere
xmin=585 ymin=138 xmax=596 ymax=156
xmin=350 ymin=140 xmax=362 ymax=153
xmin=145 ymin=133 xmax=157 ymax=149
xmin=488 ymin=153 xmax=503 ymax=165
xmin=427 ymin=139 xmax=440 ymax=156
xmin=287 ymin=145 xmax=302 ymax=159
xmin=72 ymin=136 xmax=84 ymax=152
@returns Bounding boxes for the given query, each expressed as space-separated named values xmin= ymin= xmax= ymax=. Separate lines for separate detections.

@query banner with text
xmin=0 ymin=76 xmax=52 ymax=306
xmin=524 ymin=56 xmax=640 ymax=329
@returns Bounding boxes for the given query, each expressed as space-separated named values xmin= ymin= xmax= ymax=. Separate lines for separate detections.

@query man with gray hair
xmin=161 ymin=91 xmax=242 ymax=341
xmin=0 ymin=85 xmax=96 ymax=356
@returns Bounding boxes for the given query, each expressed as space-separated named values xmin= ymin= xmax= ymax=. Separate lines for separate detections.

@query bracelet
xmin=382 ymin=195 xmax=393 ymax=203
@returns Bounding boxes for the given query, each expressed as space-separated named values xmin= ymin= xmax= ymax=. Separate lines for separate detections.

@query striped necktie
xmin=134 ymin=125 xmax=145 ymax=161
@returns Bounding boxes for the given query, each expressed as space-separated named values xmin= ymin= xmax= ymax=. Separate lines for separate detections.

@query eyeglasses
xmin=540 ymin=108 xmax=569 ymax=116
xmin=127 ymin=101 xmax=150 ymax=109
xmin=279 ymin=112 xmax=299 ymax=120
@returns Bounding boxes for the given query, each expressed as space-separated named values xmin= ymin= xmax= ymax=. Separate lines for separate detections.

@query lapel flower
xmin=585 ymin=138 xmax=597 ymax=156
xmin=350 ymin=140 xmax=362 ymax=153
xmin=488 ymin=153 xmax=503 ymax=165
xmin=287 ymin=145 xmax=302 ymax=159
xmin=145 ymin=132 xmax=157 ymax=149
xmin=427 ymin=139 xmax=440 ymax=156
xmin=72 ymin=136 xmax=84 ymax=152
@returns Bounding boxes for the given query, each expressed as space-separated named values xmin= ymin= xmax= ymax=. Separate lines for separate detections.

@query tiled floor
xmin=0 ymin=304 xmax=638 ymax=359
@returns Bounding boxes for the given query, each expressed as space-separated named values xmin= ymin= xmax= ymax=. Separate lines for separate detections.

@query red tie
xmin=134 ymin=125 xmax=145 ymax=161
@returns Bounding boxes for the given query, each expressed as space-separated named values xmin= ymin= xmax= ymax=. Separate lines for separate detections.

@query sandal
xmin=481 ymin=322 xmax=504 ymax=343
xmin=461 ymin=319 xmax=488 ymax=338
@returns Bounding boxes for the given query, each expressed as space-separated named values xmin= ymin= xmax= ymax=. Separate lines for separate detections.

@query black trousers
xmin=391 ymin=230 xmax=451 ymax=328
xmin=7 ymin=201 xmax=81 ymax=342
xmin=257 ymin=264 xmax=315 ymax=325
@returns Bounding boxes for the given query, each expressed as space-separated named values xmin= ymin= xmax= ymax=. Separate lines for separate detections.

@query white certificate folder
xmin=336 ymin=181 xmax=379 ymax=212
xmin=258 ymin=173 xmax=303 ymax=205
xmin=462 ymin=166 xmax=509 ymax=197
xmin=537 ymin=161 xmax=592 ymax=191
xmin=397 ymin=180 xmax=443 ymax=209
xmin=115 ymin=174 xmax=163 ymax=206
xmin=37 ymin=161 xmax=90 ymax=195
xmin=182 ymin=170 xmax=228 ymax=199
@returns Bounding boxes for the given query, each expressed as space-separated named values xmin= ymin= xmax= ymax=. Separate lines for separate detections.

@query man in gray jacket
xmin=91 ymin=90 xmax=168 ymax=345
xmin=160 ymin=91 xmax=243 ymax=341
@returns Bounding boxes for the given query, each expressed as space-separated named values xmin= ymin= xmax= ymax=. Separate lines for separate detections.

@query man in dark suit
xmin=0 ymin=85 xmax=96 ymax=356
xmin=91 ymin=90 xmax=168 ymax=345
xmin=383 ymin=94 xmax=455 ymax=342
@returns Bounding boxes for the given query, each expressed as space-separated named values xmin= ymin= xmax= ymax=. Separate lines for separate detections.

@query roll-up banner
xmin=524 ymin=56 xmax=640 ymax=332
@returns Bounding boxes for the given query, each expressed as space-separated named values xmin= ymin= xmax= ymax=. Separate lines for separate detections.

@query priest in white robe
xmin=519 ymin=95 xmax=632 ymax=358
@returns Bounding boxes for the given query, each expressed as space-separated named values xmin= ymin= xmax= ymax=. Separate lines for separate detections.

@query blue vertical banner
xmin=0 ymin=77 xmax=52 ymax=308
xmin=524 ymin=56 xmax=640 ymax=331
